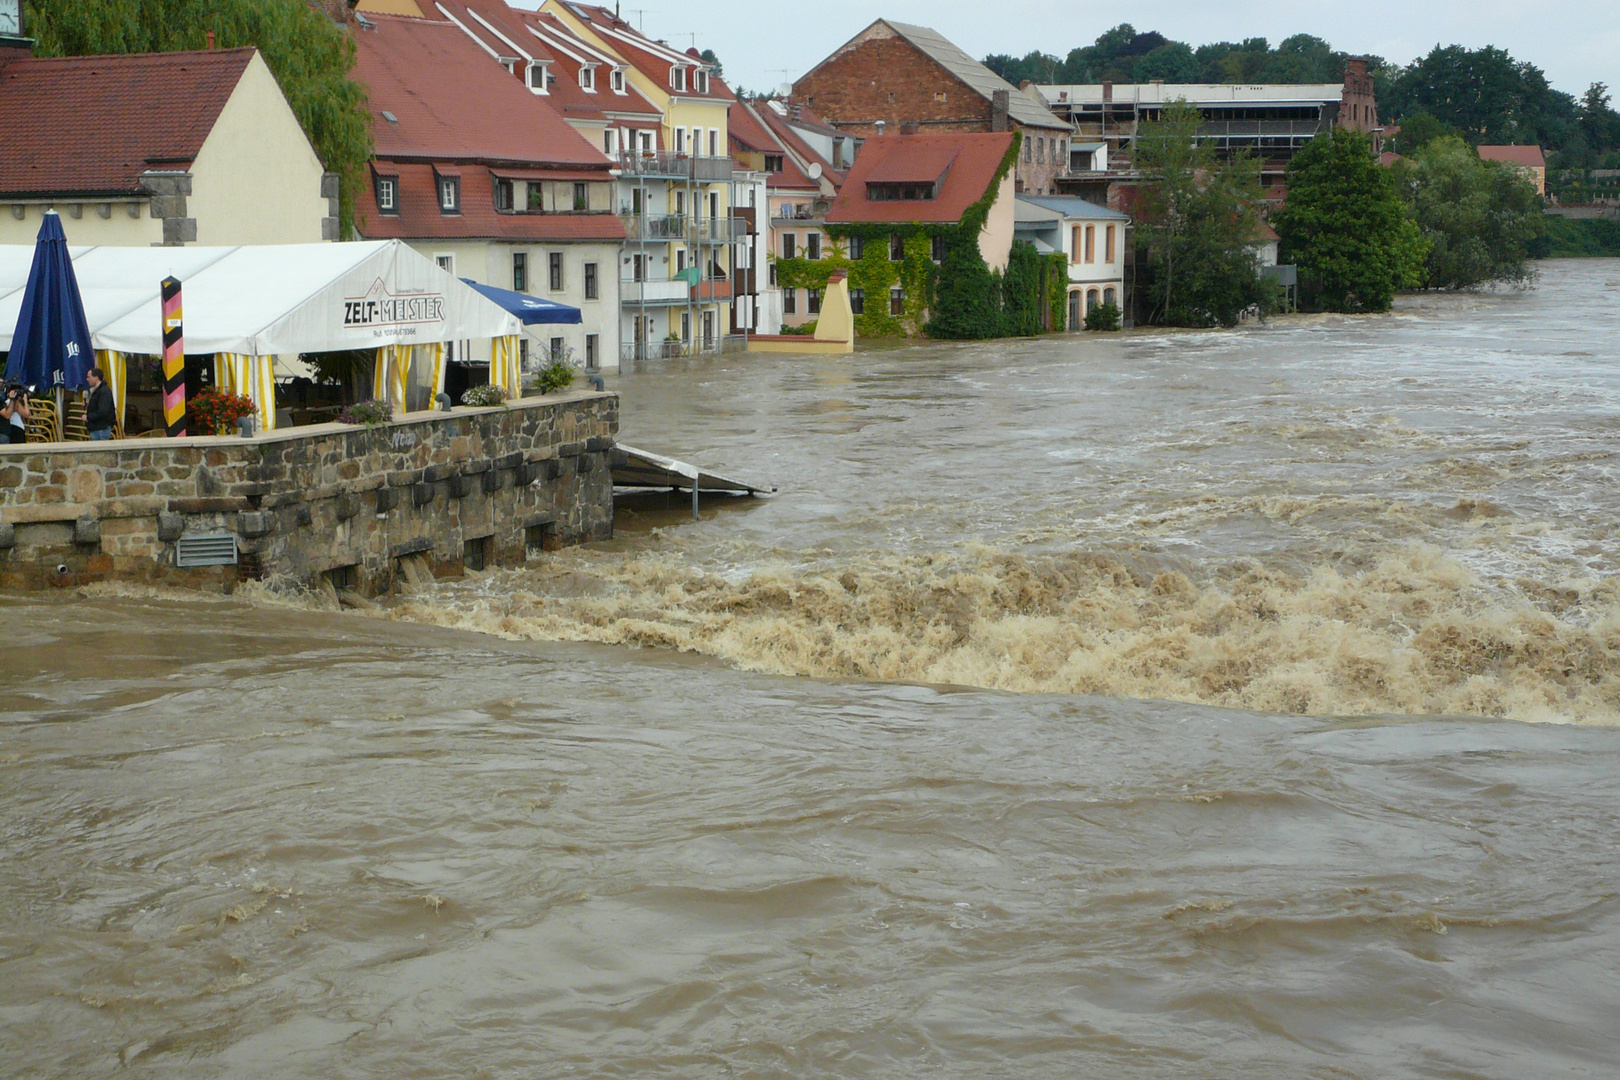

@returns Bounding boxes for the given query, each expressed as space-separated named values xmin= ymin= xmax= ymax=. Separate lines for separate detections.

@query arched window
xmin=1086 ymin=289 xmax=1100 ymax=313
xmin=1103 ymin=287 xmax=1117 ymax=307
xmin=1085 ymin=225 xmax=1095 ymax=263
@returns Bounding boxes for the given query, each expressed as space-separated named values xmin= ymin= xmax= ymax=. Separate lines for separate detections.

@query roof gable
xmin=805 ymin=19 xmax=1067 ymax=132
xmin=1477 ymin=144 xmax=1545 ymax=168
xmin=0 ymin=48 xmax=255 ymax=197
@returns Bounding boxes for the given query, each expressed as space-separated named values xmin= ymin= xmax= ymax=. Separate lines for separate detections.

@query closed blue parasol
xmin=5 ymin=210 xmax=94 ymax=391
xmin=460 ymin=277 xmax=582 ymax=324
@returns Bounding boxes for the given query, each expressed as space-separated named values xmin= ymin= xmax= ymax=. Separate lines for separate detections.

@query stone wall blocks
xmin=459 ymin=459 xmax=491 ymax=475
xmin=374 ymin=487 xmax=399 ymax=513
xmin=423 ymin=463 xmax=454 ymax=483
xmin=585 ymin=435 xmax=614 ymax=452
xmin=74 ymin=517 xmax=101 ymax=546
xmin=335 ymin=493 xmax=361 ymax=521
xmin=558 ymin=441 xmax=585 ymax=458
xmin=296 ymin=506 xmax=314 ymax=527
xmin=448 ymin=475 xmax=473 ymax=499
xmin=412 ymin=482 xmax=436 ymax=508
xmin=236 ymin=511 xmax=273 ymax=539
xmin=481 ymin=471 xmax=506 ymax=494
xmin=156 ymin=512 xmax=184 ymax=542
xmin=494 ymin=451 xmax=523 ymax=471
xmin=0 ymin=522 xmax=12 ymax=549
xmin=544 ymin=460 xmax=564 ymax=481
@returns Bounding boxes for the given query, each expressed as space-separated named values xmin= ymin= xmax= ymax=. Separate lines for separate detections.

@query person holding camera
xmin=84 ymin=367 xmax=115 ymax=440
xmin=2 ymin=385 xmax=29 ymax=444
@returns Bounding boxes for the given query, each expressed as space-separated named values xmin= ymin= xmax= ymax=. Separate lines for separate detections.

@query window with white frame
xmin=708 ymin=129 xmax=718 ymax=157
xmin=671 ymin=66 xmax=686 ymax=92
xmin=579 ymin=65 xmax=596 ymax=91
xmin=603 ymin=129 xmax=615 ymax=156
xmin=695 ymin=69 xmax=709 ymax=94
xmin=674 ymin=127 xmax=685 ymax=154
xmin=610 ymin=68 xmax=625 ymax=93
xmin=528 ymin=62 xmax=548 ymax=93
xmin=438 ymin=175 xmax=460 ymax=213
xmin=374 ymin=174 xmax=397 ymax=213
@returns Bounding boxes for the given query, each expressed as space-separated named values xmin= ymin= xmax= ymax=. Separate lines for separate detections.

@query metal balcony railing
xmin=619 ymin=214 xmax=746 ymax=243
xmin=616 ymin=151 xmax=735 ymax=182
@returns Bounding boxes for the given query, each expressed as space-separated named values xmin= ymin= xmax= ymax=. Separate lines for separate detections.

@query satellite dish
xmin=807 ymin=162 xmax=823 ymax=180
xmin=778 ymin=82 xmax=793 ymax=96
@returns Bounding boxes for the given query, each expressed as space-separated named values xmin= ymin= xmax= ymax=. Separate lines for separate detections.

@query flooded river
xmin=3 ymin=260 xmax=1619 ymax=1077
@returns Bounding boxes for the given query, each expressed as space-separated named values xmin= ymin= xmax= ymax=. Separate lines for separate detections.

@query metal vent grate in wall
xmin=174 ymin=534 xmax=239 ymax=568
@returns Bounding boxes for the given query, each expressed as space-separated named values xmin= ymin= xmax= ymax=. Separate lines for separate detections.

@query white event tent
xmin=0 ymin=240 xmax=522 ymax=430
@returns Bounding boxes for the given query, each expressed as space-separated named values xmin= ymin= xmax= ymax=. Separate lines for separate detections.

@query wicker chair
xmin=24 ymin=396 xmax=62 ymax=443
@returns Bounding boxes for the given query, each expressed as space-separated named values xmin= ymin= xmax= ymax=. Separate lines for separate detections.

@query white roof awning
xmin=0 ymin=239 xmax=519 ymax=356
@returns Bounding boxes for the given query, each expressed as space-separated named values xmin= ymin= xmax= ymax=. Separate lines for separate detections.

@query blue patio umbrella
xmin=460 ymin=278 xmax=582 ymax=324
xmin=5 ymin=210 xmax=94 ymax=392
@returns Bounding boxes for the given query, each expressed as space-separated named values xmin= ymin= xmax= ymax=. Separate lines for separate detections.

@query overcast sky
xmin=525 ymin=1 xmax=1618 ymax=101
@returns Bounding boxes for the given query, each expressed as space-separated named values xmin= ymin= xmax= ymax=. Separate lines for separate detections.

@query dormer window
xmin=438 ymin=175 xmax=460 ymax=213
xmin=694 ymin=69 xmax=709 ymax=94
xmin=579 ymin=65 xmax=596 ymax=91
xmin=494 ymin=178 xmax=513 ymax=212
xmin=527 ymin=61 xmax=549 ymax=94
xmin=764 ymin=154 xmax=783 ymax=173
xmin=670 ymin=66 xmax=686 ymax=92
xmin=610 ymin=67 xmax=625 ymax=93
xmin=867 ymin=182 xmax=935 ymax=201
xmin=375 ymin=174 xmax=398 ymax=214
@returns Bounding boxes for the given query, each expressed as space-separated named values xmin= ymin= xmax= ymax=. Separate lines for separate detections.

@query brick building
xmin=793 ymin=19 xmax=1073 ymax=196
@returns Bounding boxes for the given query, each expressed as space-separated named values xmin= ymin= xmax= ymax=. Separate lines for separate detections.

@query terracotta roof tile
xmin=1477 ymin=144 xmax=1545 ymax=168
xmin=827 ymin=131 xmax=1012 ymax=224
xmin=351 ymin=14 xmax=611 ymax=167
xmin=0 ymin=48 xmax=254 ymax=197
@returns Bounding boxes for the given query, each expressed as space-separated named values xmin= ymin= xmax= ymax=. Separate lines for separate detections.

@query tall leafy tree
xmin=24 ymin=0 xmax=372 ymax=236
xmin=1273 ymin=129 xmax=1427 ymax=312
xmin=1131 ymin=100 xmax=1273 ymax=327
xmin=1397 ymin=136 xmax=1541 ymax=289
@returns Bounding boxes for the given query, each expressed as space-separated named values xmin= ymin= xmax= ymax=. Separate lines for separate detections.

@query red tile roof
xmin=559 ymin=3 xmax=735 ymax=103
xmin=1477 ymin=144 xmax=1545 ymax=168
xmin=753 ymin=99 xmax=847 ymax=187
xmin=359 ymin=162 xmax=626 ymax=241
xmin=827 ymin=131 xmax=1013 ymax=224
xmin=868 ymin=146 xmax=956 ymax=185
xmin=522 ymin=10 xmax=664 ymax=125
xmin=351 ymin=14 xmax=611 ymax=168
xmin=0 ymin=48 xmax=254 ymax=197
xmin=728 ymin=98 xmax=819 ymax=191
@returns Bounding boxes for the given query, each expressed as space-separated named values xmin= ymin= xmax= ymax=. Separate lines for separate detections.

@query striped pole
xmin=161 ymin=276 xmax=185 ymax=437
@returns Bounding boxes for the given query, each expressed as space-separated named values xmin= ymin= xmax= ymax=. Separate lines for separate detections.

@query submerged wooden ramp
xmin=610 ymin=444 xmax=773 ymax=518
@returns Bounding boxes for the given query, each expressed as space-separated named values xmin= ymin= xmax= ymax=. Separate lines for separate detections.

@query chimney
xmin=790 ymin=104 xmax=803 ymax=122
xmin=1102 ymin=80 xmax=1112 ymax=103
xmin=875 ymin=120 xmax=886 ymax=137
xmin=205 ymin=30 xmax=216 ymax=49
xmin=900 ymin=121 xmax=919 ymax=136
xmin=991 ymin=89 xmax=1010 ymax=133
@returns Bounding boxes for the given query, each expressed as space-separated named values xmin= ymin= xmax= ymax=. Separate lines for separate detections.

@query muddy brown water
xmin=3 ymin=261 xmax=1619 ymax=1077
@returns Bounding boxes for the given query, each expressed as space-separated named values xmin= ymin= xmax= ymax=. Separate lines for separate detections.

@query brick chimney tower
xmin=991 ymin=89 xmax=1010 ymax=133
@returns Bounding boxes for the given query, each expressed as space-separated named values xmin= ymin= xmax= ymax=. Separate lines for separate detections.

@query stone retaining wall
xmin=0 ymin=391 xmax=617 ymax=594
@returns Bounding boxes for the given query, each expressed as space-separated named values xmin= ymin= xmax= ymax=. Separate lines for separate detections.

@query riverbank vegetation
xmin=1129 ymin=102 xmax=1276 ymax=327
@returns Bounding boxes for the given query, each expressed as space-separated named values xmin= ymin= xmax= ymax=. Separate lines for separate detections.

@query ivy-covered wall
xmin=770 ymin=131 xmax=1069 ymax=341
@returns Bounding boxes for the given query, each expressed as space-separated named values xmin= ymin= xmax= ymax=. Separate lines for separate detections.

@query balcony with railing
xmin=616 ymin=151 xmax=735 ymax=182
xmin=619 ymin=213 xmax=746 ymax=244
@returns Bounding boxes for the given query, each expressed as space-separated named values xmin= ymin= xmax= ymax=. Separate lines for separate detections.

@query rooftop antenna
xmin=624 ymin=8 xmax=647 ymax=30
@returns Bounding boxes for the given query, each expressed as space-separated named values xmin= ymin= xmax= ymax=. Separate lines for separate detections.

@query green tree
xmin=699 ymin=48 xmax=722 ymax=77
xmin=1580 ymin=83 xmax=1620 ymax=152
xmin=1397 ymin=136 xmax=1541 ymax=289
xmin=1273 ymin=128 xmax=1427 ymax=312
xmin=1386 ymin=110 xmax=1459 ymax=156
xmin=24 ymin=0 xmax=372 ymax=236
xmin=1381 ymin=44 xmax=1579 ymax=153
xmin=1131 ymin=42 xmax=1199 ymax=84
xmin=1131 ymin=100 xmax=1273 ymax=326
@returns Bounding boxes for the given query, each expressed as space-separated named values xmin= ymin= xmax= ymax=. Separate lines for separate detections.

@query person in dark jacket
xmin=84 ymin=366 xmax=116 ymax=440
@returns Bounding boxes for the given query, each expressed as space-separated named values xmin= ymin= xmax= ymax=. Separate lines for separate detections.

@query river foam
xmin=372 ymin=541 xmax=1620 ymax=725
